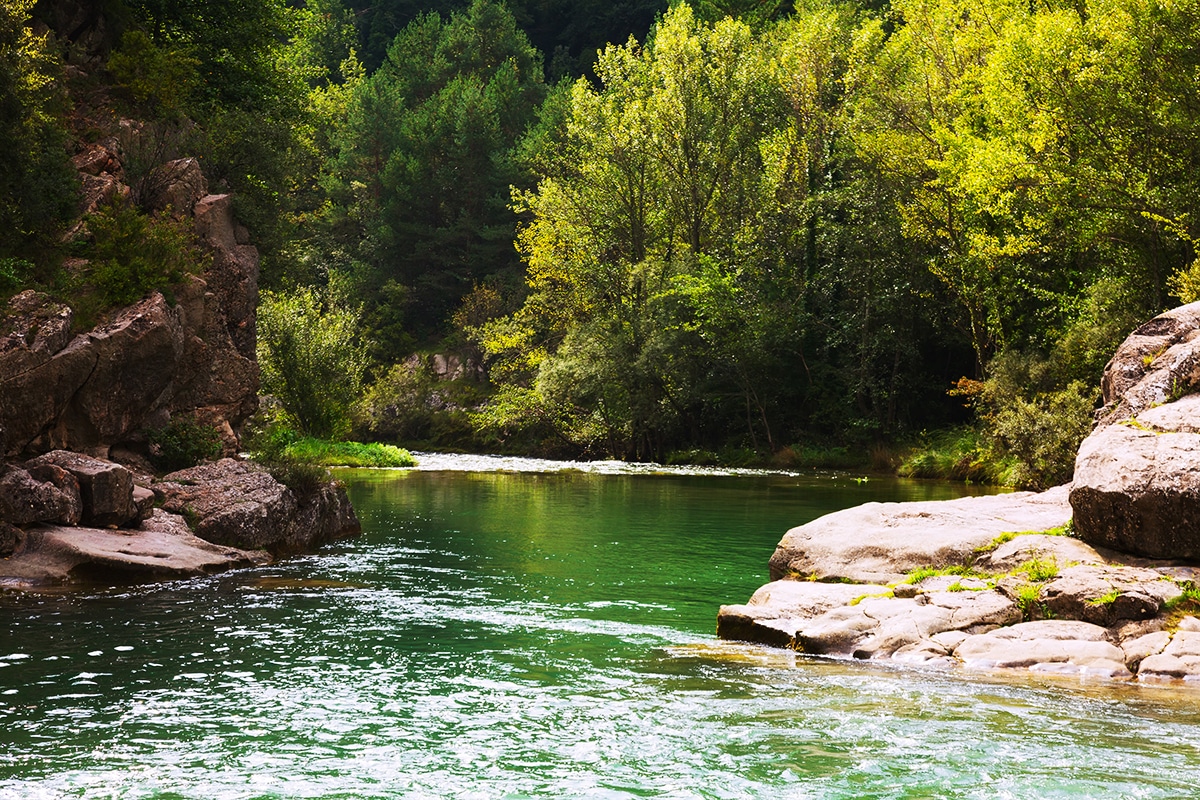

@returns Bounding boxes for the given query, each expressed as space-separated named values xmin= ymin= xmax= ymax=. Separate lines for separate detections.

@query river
xmin=2 ymin=457 xmax=1200 ymax=798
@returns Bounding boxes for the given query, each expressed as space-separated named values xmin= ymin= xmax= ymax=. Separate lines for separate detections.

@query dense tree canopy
xmin=0 ymin=0 xmax=76 ymax=269
xmin=11 ymin=0 xmax=1200 ymax=481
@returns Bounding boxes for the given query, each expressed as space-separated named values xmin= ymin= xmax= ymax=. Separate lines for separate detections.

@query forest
xmin=3 ymin=0 xmax=1200 ymax=487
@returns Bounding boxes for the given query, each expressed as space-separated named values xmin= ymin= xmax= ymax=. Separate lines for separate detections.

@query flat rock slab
xmin=0 ymin=509 xmax=268 ymax=586
xmin=718 ymin=581 xmax=1020 ymax=659
xmin=718 ymin=581 xmax=887 ymax=647
xmin=768 ymin=486 xmax=1073 ymax=584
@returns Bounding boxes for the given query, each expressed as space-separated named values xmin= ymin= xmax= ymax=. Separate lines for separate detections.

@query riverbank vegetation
xmin=6 ymin=0 xmax=1200 ymax=487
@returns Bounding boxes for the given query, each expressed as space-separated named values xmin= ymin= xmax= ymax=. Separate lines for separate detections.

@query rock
xmin=0 ymin=290 xmax=74 ymax=364
xmin=26 ymin=451 xmax=136 ymax=527
xmin=70 ymin=294 xmax=182 ymax=448
xmin=954 ymin=621 xmax=1131 ymax=677
xmin=717 ymin=581 xmax=886 ymax=647
xmin=132 ymin=485 xmax=155 ymax=521
xmin=1121 ymin=631 xmax=1171 ymax=671
xmin=1072 ymin=302 xmax=1200 ymax=559
xmin=1039 ymin=565 xmax=1182 ymax=626
xmin=1137 ymin=630 xmax=1200 ymax=681
xmin=841 ymin=589 xmax=1019 ymax=659
xmin=0 ymin=522 xmax=20 ymax=557
xmin=720 ymin=578 xmax=1021 ymax=660
xmin=0 ymin=278 xmax=257 ymax=459
xmin=79 ymin=172 xmax=129 ymax=215
xmin=154 ymin=458 xmax=360 ymax=554
xmin=1096 ymin=301 xmax=1200 ymax=427
xmin=24 ymin=463 xmax=83 ymax=524
xmin=0 ymin=509 xmax=268 ymax=585
xmin=975 ymin=533 xmax=1106 ymax=572
xmin=193 ymin=194 xmax=259 ymax=360
xmin=767 ymin=486 xmax=1073 ymax=584
xmin=0 ymin=467 xmax=82 ymax=525
xmin=141 ymin=158 xmax=208 ymax=218
xmin=1070 ymin=414 xmax=1200 ymax=559
xmin=72 ymin=143 xmax=117 ymax=176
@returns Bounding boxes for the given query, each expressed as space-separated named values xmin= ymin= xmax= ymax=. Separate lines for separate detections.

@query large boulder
xmin=1095 ymin=301 xmax=1200 ymax=426
xmin=767 ymin=486 xmax=1073 ymax=584
xmin=1071 ymin=300 xmax=1200 ymax=558
xmin=0 ymin=466 xmax=82 ymax=526
xmin=153 ymin=459 xmax=360 ymax=554
xmin=26 ymin=451 xmax=137 ymax=527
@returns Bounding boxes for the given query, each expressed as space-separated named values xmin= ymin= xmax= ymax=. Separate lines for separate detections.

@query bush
xmin=897 ymin=428 xmax=1007 ymax=484
xmin=148 ymin=415 xmax=223 ymax=472
xmin=257 ymin=286 xmax=371 ymax=439
xmin=282 ymin=437 xmax=415 ymax=468
xmin=74 ymin=203 xmax=207 ymax=317
xmin=979 ymin=351 xmax=1097 ymax=490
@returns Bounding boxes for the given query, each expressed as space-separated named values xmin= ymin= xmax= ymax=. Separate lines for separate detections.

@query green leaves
xmin=257 ymin=286 xmax=372 ymax=439
xmin=330 ymin=0 xmax=546 ymax=343
xmin=0 ymin=0 xmax=76 ymax=257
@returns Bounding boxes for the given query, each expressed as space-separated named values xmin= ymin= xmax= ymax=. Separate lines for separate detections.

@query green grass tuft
xmin=849 ymin=590 xmax=894 ymax=606
xmin=902 ymin=564 xmax=984 ymax=585
xmin=1012 ymin=556 xmax=1059 ymax=583
xmin=975 ymin=521 xmax=1074 ymax=555
xmin=1088 ymin=590 xmax=1121 ymax=606
xmin=1015 ymin=583 xmax=1043 ymax=620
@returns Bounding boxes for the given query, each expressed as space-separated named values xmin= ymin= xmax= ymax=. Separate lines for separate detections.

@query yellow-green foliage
xmin=283 ymin=437 xmax=416 ymax=468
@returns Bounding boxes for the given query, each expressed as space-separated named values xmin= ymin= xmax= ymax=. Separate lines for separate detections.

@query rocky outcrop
xmin=154 ymin=459 xmax=361 ymax=555
xmin=0 ymin=453 xmax=359 ymax=585
xmin=720 ymin=487 xmax=1200 ymax=681
xmin=1094 ymin=301 xmax=1200 ymax=427
xmin=767 ymin=486 xmax=1073 ymax=584
xmin=0 ymin=510 xmax=269 ymax=587
xmin=1072 ymin=302 xmax=1200 ymax=559
xmin=1 ymin=127 xmax=260 ymax=461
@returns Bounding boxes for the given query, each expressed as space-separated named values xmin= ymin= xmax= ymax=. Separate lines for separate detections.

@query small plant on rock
xmin=1012 ymin=556 xmax=1059 ymax=583
xmin=148 ymin=415 xmax=223 ymax=472
xmin=1015 ymin=583 xmax=1044 ymax=620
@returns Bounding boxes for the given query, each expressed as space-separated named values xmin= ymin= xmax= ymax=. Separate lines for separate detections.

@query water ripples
xmin=4 ymin=467 xmax=1200 ymax=798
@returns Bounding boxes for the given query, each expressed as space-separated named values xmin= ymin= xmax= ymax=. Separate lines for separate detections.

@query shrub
xmin=148 ymin=415 xmax=223 ymax=472
xmin=980 ymin=352 xmax=1097 ymax=490
xmin=283 ymin=437 xmax=415 ymax=468
xmin=257 ymin=286 xmax=371 ymax=439
xmin=242 ymin=420 xmax=330 ymax=495
xmin=75 ymin=203 xmax=207 ymax=317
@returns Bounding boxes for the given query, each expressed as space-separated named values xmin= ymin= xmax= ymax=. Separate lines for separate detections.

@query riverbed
xmin=2 ymin=459 xmax=1199 ymax=798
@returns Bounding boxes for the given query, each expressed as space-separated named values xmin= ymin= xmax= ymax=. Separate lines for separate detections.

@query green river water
xmin=3 ymin=456 xmax=1200 ymax=799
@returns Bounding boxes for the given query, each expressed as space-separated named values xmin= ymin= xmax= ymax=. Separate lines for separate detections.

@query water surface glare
xmin=3 ymin=463 xmax=1200 ymax=798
